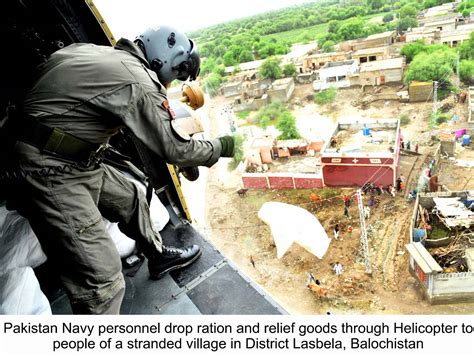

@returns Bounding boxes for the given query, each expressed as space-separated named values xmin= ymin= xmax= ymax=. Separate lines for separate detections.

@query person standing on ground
xmin=346 ymin=225 xmax=353 ymax=239
xmin=334 ymin=224 xmax=340 ymax=240
xmin=333 ymin=262 xmax=343 ymax=276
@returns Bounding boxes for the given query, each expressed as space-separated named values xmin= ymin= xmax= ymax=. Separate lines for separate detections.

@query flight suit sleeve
xmin=121 ymin=84 xmax=222 ymax=168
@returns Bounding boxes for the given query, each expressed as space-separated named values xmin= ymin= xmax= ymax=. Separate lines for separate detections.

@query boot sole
xmin=149 ymin=249 xmax=202 ymax=280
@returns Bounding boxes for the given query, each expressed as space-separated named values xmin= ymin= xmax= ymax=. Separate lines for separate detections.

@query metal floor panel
xmin=187 ymin=264 xmax=283 ymax=315
xmin=47 ymin=221 xmax=286 ymax=315
xmin=120 ymin=268 xmax=182 ymax=314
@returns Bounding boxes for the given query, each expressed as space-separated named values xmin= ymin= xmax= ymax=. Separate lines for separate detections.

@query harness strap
xmin=18 ymin=117 xmax=102 ymax=163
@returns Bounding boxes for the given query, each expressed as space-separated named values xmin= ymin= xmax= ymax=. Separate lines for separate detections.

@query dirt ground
xmin=202 ymin=85 xmax=474 ymax=315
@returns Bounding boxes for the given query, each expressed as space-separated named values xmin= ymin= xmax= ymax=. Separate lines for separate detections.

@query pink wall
xmin=322 ymin=165 xmax=394 ymax=187
xmin=242 ymin=173 xmax=323 ymax=189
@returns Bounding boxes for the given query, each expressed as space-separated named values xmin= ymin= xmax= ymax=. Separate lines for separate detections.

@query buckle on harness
xmin=87 ymin=144 xmax=110 ymax=166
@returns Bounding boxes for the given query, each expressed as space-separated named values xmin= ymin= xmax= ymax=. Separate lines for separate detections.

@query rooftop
xmin=424 ymin=18 xmax=457 ymax=26
xmin=360 ymin=57 xmax=404 ymax=72
xmin=365 ymin=30 xmax=396 ymax=41
xmin=323 ymin=60 xmax=355 ymax=68
xmin=307 ymin=51 xmax=347 ymax=59
xmin=352 ymin=46 xmax=388 ymax=57
xmin=324 ymin=119 xmax=399 ymax=155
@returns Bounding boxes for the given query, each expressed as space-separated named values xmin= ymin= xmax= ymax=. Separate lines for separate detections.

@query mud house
xmin=423 ymin=18 xmax=457 ymax=32
xmin=225 ymin=59 xmax=264 ymax=75
xmin=247 ymin=136 xmax=274 ymax=166
xmin=350 ymin=57 xmax=404 ymax=87
xmin=283 ymin=41 xmax=319 ymax=73
xmin=268 ymin=77 xmax=295 ymax=103
xmin=440 ymin=23 xmax=474 ymax=47
xmin=417 ymin=2 xmax=461 ymax=26
xmin=320 ymin=119 xmax=401 ymax=187
xmin=406 ymin=191 xmax=474 ymax=304
xmin=221 ymin=80 xmax=243 ymax=98
xmin=233 ymin=95 xmax=269 ymax=112
xmin=419 ymin=13 xmax=462 ymax=27
xmin=313 ymin=60 xmax=358 ymax=91
xmin=405 ymin=27 xmax=441 ymax=44
xmin=302 ymin=51 xmax=348 ymax=71
xmin=351 ymin=46 xmax=389 ymax=64
xmin=408 ymin=81 xmax=433 ymax=102
xmin=353 ymin=31 xmax=397 ymax=51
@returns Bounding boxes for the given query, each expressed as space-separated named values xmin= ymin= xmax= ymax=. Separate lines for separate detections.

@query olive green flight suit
xmin=13 ymin=38 xmax=222 ymax=314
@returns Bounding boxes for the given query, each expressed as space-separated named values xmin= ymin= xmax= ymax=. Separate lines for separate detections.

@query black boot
xmin=148 ymin=245 xmax=201 ymax=280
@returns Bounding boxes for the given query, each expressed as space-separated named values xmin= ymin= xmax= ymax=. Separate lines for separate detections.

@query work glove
xmin=218 ymin=136 xmax=235 ymax=157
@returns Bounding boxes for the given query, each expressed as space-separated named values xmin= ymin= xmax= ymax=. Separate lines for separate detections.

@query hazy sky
xmin=94 ymin=0 xmax=314 ymax=39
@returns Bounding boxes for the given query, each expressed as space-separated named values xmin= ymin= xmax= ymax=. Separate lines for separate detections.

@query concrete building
xmin=302 ymin=51 xmax=348 ymax=71
xmin=320 ymin=119 xmax=401 ymax=187
xmin=351 ymin=57 xmax=404 ymax=87
xmin=268 ymin=77 xmax=295 ymax=103
xmin=351 ymin=46 xmax=389 ymax=64
xmin=313 ymin=60 xmax=358 ymax=91
xmin=406 ymin=191 xmax=474 ymax=304
xmin=353 ymin=31 xmax=397 ymax=50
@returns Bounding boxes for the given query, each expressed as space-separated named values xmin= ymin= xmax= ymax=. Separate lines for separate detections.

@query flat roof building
xmin=320 ymin=119 xmax=401 ymax=187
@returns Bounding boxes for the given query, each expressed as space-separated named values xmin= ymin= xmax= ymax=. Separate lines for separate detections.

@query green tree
xmin=259 ymin=56 xmax=282 ymax=80
xmin=401 ymin=41 xmax=427 ymax=62
xmin=255 ymin=102 xmax=286 ymax=127
xmin=458 ymin=32 xmax=474 ymax=60
xmin=314 ymin=87 xmax=337 ymax=105
xmin=367 ymin=0 xmax=384 ymax=9
xmin=337 ymin=18 xmax=366 ymax=40
xmin=321 ymin=40 xmax=336 ymax=53
xmin=404 ymin=49 xmax=457 ymax=84
xmin=283 ymin=63 xmax=297 ymax=77
xmin=238 ymin=49 xmax=254 ymax=63
xmin=277 ymin=112 xmax=300 ymax=140
xmin=423 ymin=0 xmax=436 ymax=8
xmin=399 ymin=4 xmax=417 ymax=18
xmin=223 ymin=51 xmax=237 ymax=66
xmin=203 ymin=73 xmax=224 ymax=97
xmin=327 ymin=20 xmax=340 ymax=34
xmin=228 ymin=134 xmax=245 ymax=170
xmin=460 ymin=60 xmax=474 ymax=84
xmin=383 ymin=13 xmax=394 ymax=23
xmin=397 ymin=17 xmax=418 ymax=31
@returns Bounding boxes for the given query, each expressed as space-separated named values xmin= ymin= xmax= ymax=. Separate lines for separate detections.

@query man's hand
xmin=218 ymin=136 xmax=235 ymax=157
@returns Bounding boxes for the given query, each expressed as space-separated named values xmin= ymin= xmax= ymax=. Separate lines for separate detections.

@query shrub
xmin=459 ymin=60 xmax=474 ymax=84
xmin=228 ymin=134 xmax=245 ymax=171
xmin=314 ymin=87 xmax=337 ymax=105
xmin=283 ymin=63 xmax=297 ymax=77
xmin=383 ymin=13 xmax=394 ymax=23
xmin=399 ymin=115 xmax=410 ymax=126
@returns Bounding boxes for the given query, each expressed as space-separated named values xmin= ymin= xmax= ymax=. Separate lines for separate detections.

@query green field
xmin=263 ymin=12 xmax=390 ymax=44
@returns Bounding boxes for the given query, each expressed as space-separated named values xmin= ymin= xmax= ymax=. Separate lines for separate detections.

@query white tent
xmin=258 ymin=202 xmax=331 ymax=259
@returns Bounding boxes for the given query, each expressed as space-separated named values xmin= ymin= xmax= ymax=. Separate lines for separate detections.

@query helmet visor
xmin=174 ymin=40 xmax=201 ymax=81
